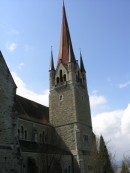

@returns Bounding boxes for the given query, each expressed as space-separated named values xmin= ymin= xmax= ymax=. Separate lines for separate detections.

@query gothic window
xmin=56 ymin=77 xmax=59 ymax=84
xmin=83 ymin=134 xmax=89 ymax=143
xmin=63 ymin=74 xmax=66 ymax=81
xmin=42 ymin=131 xmax=45 ymax=143
xmin=33 ymin=129 xmax=38 ymax=142
xmin=34 ymin=133 xmax=38 ymax=142
xmin=45 ymin=134 xmax=48 ymax=143
xmin=25 ymin=130 xmax=27 ymax=140
xmin=21 ymin=126 xmax=24 ymax=139
xmin=80 ymin=78 xmax=82 ymax=84
xmin=60 ymin=69 xmax=63 ymax=82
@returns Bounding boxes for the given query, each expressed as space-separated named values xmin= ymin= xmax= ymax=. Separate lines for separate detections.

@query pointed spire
xmin=80 ymin=51 xmax=86 ymax=73
xmin=58 ymin=2 xmax=75 ymax=65
xmin=50 ymin=47 xmax=55 ymax=71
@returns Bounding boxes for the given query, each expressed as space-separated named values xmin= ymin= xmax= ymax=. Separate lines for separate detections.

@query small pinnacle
xmin=51 ymin=45 xmax=53 ymax=52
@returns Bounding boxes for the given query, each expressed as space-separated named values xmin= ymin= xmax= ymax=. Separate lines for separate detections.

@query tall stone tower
xmin=49 ymin=3 xmax=94 ymax=173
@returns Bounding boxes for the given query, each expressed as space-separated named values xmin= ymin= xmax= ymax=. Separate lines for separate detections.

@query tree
xmin=121 ymin=161 xmax=129 ymax=173
xmin=89 ymin=135 xmax=100 ymax=173
xmin=99 ymin=135 xmax=114 ymax=173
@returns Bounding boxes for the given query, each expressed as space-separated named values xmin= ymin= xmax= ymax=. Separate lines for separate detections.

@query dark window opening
xmin=63 ymin=74 xmax=66 ymax=81
xmin=57 ymin=77 xmax=59 ymax=84
xmin=21 ymin=126 xmax=24 ymax=139
xmin=42 ymin=131 xmax=45 ymax=143
xmin=40 ymin=134 xmax=42 ymax=142
xmin=25 ymin=130 xmax=27 ymax=140
xmin=18 ymin=129 xmax=20 ymax=139
xmin=60 ymin=70 xmax=63 ymax=82
xmin=84 ymin=135 xmax=88 ymax=142
xmin=59 ymin=95 xmax=63 ymax=101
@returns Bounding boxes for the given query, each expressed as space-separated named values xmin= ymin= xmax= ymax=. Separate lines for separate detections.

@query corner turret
xmin=49 ymin=49 xmax=55 ymax=89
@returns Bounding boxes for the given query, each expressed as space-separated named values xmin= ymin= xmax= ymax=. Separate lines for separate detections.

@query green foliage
xmin=89 ymin=136 xmax=100 ymax=173
xmin=98 ymin=135 xmax=114 ymax=173
xmin=121 ymin=161 xmax=129 ymax=173
xmin=89 ymin=135 xmax=115 ymax=173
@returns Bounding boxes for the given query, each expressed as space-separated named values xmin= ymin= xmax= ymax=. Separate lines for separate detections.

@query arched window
xmin=80 ymin=78 xmax=82 ymax=84
xmin=40 ymin=134 xmax=42 ymax=143
xmin=60 ymin=70 xmax=63 ymax=82
xmin=63 ymin=74 xmax=66 ymax=82
xmin=34 ymin=132 xmax=38 ymax=142
xmin=18 ymin=129 xmax=20 ymax=139
xmin=42 ymin=131 xmax=45 ymax=143
xmin=56 ymin=77 xmax=59 ymax=84
xmin=25 ymin=130 xmax=27 ymax=140
xmin=21 ymin=126 xmax=24 ymax=139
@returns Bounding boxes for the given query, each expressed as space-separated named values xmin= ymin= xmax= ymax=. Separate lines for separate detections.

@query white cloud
xmin=6 ymin=42 xmax=17 ymax=52
xmin=90 ymin=93 xmax=107 ymax=108
xmin=18 ymin=63 xmax=25 ymax=70
xmin=11 ymin=72 xmax=49 ymax=106
xmin=119 ymin=81 xmax=130 ymax=88
xmin=92 ymin=90 xmax=99 ymax=95
xmin=121 ymin=104 xmax=130 ymax=135
xmin=92 ymin=105 xmax=130 ymax=160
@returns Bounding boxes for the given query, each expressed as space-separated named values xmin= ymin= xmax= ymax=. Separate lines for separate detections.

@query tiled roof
xmin=15 ymin=95 xmax=49 ymax=124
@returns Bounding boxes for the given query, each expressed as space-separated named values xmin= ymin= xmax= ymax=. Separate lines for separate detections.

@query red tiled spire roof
xmin=58 ymin=2 xmax=75 ymax=65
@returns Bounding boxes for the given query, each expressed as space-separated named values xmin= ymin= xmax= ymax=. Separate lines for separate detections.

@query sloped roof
xmin=15 ymin=95 xmax=49 ymax=124
xmin=0 ymin=50 xmax=17 ymax=88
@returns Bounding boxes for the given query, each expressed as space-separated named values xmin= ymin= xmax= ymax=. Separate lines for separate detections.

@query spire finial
xmin=79 ymin=48 xmax=81 ymax=55
xmin=51 ymin=45 xmax=53 ymax=58
xmin=63 ymin=0 xmax=65 ymax=7
xmin=50 ymin=46 xmax=55 ymax=71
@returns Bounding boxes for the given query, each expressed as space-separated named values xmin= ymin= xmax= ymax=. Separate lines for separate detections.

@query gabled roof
xmin=58 ymin=3 xmax=75 ymax=65
xmin=15 ymin=95 xmax=49 ymax=124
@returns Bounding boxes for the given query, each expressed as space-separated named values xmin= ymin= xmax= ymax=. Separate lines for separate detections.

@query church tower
xmin=49 ymin=3 xmax=94 ymax=173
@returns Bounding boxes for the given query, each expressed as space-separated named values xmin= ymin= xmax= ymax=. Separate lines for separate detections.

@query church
xmin=0 ymin=3 xmax=95 ymax=173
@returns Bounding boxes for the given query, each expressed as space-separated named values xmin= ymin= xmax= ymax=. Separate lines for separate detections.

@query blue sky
xmin=0 ymin=0 xmax=130 ymax=161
